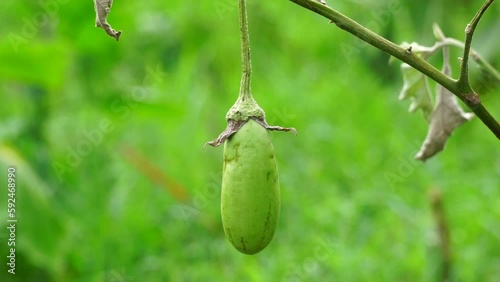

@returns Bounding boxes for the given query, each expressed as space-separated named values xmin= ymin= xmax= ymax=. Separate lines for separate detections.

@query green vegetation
xmin=0 ymin=0 xmax=499 ymax=281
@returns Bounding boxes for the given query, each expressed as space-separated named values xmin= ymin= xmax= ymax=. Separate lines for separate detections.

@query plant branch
xmin=429 ymin=188 xmax=452 ymax=282
xmin=289 ymin=0 xmax=457 ymax=93
xmin=457 ymin=0 xmax=495 ymax=90
xmin=289 ymin=0 xmax=500 ymax=140
xmin=416 ymin=37 xmax=500 ymax=82
xmin=471 ymin=51 xmax=500 ymax=83
xmin=440 ymin=38 xmax=500 ymax=82
xmin=239 ymin=0 xmax=252 ymax=99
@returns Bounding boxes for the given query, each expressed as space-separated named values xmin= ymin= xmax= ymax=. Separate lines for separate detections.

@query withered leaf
xmin=415 ymin=48 xmax=474 ymax=161
xmin=94 ymin=0 xmax=122 ymax=41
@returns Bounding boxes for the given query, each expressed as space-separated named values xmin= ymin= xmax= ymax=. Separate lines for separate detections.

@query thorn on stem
xmin=464 ymin=93 xmax=481 ymax=106
xmin=465 ymin=24 xmax=472 ymax=34
xmin=405 ymin=46 xmax=413 ymax=55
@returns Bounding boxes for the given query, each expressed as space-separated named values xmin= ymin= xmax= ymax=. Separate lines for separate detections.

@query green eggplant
xmin=221 ymin=119 xmax=280 ymax=255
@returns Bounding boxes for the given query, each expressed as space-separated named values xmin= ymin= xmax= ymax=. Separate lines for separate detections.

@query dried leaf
xmin=415 ymin=48 xmax=474 ymax=161
xmin=94 ymin=0 xmax=122 ymax=41
xmin=399 ymin=63 xmax=434 ymax=120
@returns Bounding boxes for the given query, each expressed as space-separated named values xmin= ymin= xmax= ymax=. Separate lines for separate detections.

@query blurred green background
xmin=0 ymin=0 xmax=499 ymax=281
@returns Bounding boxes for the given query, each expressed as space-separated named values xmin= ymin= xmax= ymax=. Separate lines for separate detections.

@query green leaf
xmin=398 ymin=63 xmax=434 ymax=120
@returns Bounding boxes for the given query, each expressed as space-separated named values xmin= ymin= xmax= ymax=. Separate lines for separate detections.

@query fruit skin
xmin=221 ymin=119 xmax=280 ymax=255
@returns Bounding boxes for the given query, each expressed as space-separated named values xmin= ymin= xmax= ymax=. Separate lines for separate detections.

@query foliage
xmin=0 ymin=0 xmax=499 ymax=281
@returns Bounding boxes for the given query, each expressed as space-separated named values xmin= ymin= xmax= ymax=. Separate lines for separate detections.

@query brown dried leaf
xmin=415 ymin=49 xmax=474 ymax=161
xmin=94 ymin=0 xmax=122 ymax=41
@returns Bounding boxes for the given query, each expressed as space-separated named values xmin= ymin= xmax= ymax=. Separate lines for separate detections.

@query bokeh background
xmin=0 ymin=0 xmax=499 ymax=281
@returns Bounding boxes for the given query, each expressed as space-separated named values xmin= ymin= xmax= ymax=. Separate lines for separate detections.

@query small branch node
xmin=464 ymin=93 xmax=481 ymax=106
xmin=289 ymin=0 xmax=500 ymax=139
xmin=465 ymin=24 xmax=472 ymax=34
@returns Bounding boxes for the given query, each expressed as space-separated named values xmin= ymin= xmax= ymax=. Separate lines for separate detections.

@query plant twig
xmin=289 ymin=1 xmax=457 ymax=95
xmin=206 ymin=0 xmax=296 ymax=147
xmin=415 ymin=36 xmax=500 ymax=82
xmin=436 ymin=38 xmax=500 ymax=83
xmin=239 ymin=0 xmax=252 ymax=100
xmin=471 ymin=51 xmax=500 ymax=83
xmin=289 ymin=0 xmax=500 ymax=140
xmin=429 ymin=188 xmax=452 ymax=282
xmin=457 ymin=0 xmax=495 ymax=90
